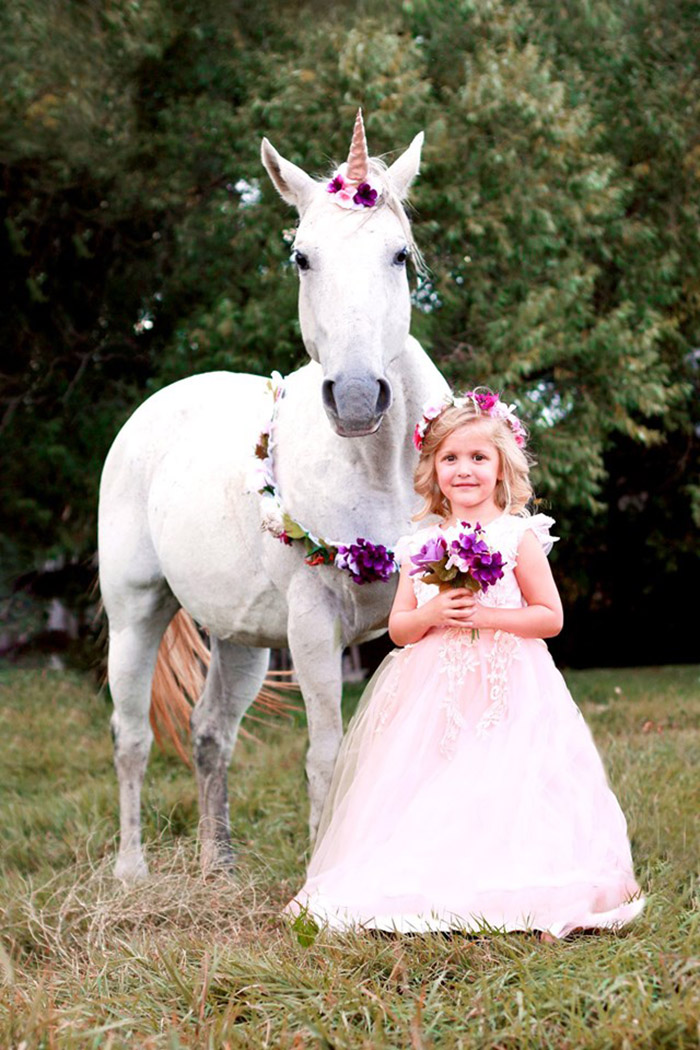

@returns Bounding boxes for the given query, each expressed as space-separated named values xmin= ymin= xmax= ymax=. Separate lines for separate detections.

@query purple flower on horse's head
xmin=327 ymin=174 xmax=345 ymax=194
xmin=335 ymin=538 xmax=397 ymax=584
xmin=353 ymin=182 xmax=378 ymax=208
xmin=409 ymin=535 xmax=448 ymax=574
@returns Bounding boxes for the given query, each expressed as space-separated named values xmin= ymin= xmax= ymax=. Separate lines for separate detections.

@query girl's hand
xmin=462 ymin=598 xmax=491 ymax=633
xmin=426 ymin=587 xmax=478 ymax=629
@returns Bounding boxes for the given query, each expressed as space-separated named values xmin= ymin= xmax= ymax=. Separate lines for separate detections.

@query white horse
xmin=98 ymin=112 xmax=448 ymax=880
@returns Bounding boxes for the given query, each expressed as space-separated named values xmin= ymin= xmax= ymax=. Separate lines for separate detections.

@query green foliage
xmin=290 ymin=907 xmax=321 ymax=948
xmin=0 ymin=0 xmax=698 ymax=660
xmin=526 ymin=0 xmax=700 ymax=498
xmin=404 ymin=0 xmax=690 ymax=513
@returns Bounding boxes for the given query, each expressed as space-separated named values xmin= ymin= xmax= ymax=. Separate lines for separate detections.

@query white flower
xmin=246 ymin=459 xmax=275 ymax=494
xmin=446 ymin=552 xmax=470 ymax=573
xmin=259 ymin=496 xmax=286 ymax=537
xmin=423 ymin=398 xmax=452 ymax=422
xmin=334 ymin=190 xmax=357 ymax=209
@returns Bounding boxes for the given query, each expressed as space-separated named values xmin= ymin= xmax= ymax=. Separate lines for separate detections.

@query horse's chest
xmin=336 ymin=575 xmax=398 ymax=644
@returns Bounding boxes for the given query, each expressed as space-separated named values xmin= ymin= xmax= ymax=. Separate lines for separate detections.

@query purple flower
xmin=327 ymin=174 xmax=345 ymax=194
xmin=409 ymin=535 xmax=448 ymax=574
xmin=409 ymin=522 xmax=506 ymax=603
xmin=469 ymin=550 xmax=506 ymax=590
xmin=335 ymin=538 xmax=397 ymax=584
xmin=451 ymin=532 xmax=487 ymax=557
xmin=353 ymin=183 xmax=378 ymax=208
xmin=445 ymin=526 xmax=489 ymax=572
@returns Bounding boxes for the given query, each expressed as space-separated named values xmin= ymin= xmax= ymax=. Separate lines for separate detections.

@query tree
xmin=1 ymin=0 xmax=697 ymax=664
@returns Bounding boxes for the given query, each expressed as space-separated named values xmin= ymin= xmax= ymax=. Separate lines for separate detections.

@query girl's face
xmin=434 ymin=421 xmax=502 ymax=524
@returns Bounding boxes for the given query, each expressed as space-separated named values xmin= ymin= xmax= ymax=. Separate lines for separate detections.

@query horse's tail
xmin=150 ymin=610 xmax=299 ymax=765
xmin=151 ymin=610 xmax=208 ymax=766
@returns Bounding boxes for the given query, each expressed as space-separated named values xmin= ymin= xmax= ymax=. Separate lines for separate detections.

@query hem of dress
xmin=285 ymin=893 xmax=645 ymax=939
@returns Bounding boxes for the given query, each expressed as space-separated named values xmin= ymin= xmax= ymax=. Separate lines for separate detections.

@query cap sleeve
xmin=393 ymin=526 xmax=439 ymax=568
xmin=521 ymin=513 xmax=559 ymax=556
xmin=393 ymin=533 xmax=414 ymax=566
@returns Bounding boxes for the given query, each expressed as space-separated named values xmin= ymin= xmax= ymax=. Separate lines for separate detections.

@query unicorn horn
xmin=345 ymin=108 xmax=369 ymax=184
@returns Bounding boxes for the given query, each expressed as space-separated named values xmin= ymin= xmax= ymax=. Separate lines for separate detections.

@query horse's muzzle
xmin=322 ymin=374 xmax=392 ymax=436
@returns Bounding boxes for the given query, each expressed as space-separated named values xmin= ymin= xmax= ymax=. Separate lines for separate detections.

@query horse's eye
xmin=393 ymin=247 xmax=409 ymax=266
xmin=293 ymin=250 xmax=310 ymax=272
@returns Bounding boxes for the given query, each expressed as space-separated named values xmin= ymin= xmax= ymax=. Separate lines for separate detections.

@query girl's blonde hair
xmin=413 ymin=395 xmax=535 ymax=520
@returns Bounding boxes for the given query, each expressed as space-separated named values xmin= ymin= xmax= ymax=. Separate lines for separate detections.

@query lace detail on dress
xmin=480 ymin=587 xmax=521 ymax=610
xmin=413 ymin=577 xmax=439 ymax=609
xmin=437 ymin=628 xmax=479 ymax=757
xmin=476 ymin=630 xmax=521 ymax=737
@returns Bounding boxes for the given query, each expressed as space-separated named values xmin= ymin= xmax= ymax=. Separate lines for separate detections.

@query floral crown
xmin=325 ymin=108 xmax=382 ymax=211
xmin=413 ymin=390 xmax=527 ymax=452
xmin=326 ymin=166 xmax=381 ymax=210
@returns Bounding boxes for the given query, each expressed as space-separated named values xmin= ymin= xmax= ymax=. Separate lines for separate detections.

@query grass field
xmin=1 ymin=664 xmax=698 ymax=1049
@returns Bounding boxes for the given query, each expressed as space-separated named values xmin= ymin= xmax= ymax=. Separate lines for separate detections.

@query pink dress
xmin=287 ymin=513 xmax=644 ymax=937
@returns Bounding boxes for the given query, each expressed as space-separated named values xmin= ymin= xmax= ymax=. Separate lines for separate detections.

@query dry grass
xmin=1 ymin=664 xmax=699 ymax=1048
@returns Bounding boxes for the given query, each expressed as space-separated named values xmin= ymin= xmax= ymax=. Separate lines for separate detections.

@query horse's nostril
xmin=322 ymin=378 xmax=337 ymax=415
xmin=376 ymin=378 xmax=392 ymax=415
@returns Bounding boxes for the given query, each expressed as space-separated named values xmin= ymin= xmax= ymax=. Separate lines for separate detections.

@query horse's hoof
xmin=200 ymin=844 xmax=236 ymax=877
xmin=114 ymin=853 xmax=149 ymax=883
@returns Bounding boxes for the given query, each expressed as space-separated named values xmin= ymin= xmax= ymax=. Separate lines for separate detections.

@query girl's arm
xmin=388 ymin=563 xmax=476 ymax=646
xmin=464 ymin=530 xmax=564 ymax=639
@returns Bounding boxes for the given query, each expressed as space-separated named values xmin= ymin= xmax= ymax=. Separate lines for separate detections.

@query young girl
xmin=286 ymin=390 xmax=644 ymax=938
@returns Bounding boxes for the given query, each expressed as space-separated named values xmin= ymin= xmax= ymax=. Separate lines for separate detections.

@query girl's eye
xmin=292 ymin=250 xmax=310 ymax=271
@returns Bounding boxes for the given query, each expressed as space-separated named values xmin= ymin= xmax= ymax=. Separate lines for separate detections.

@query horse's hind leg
xmin=190 ymin=638 xmax=269 ymax=873
xmin=107 ymin=586 xmax=178 ymax=881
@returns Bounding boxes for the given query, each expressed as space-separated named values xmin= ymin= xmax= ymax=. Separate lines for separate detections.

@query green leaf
xmin=290 ymin=908 xmax=319 ymax=948
xmin=281 ymin=514 xmax=308 ymax=541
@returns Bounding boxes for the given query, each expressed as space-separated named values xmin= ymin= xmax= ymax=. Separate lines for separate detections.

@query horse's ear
xmin=261 ymin=138 xmax=317 ymax=212
xmin=386 ymin=132 xmax=425 ymax=200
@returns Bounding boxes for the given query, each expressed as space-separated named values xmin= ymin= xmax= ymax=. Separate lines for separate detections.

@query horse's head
xmin=261 ymin=111 xmax=423 ymax=437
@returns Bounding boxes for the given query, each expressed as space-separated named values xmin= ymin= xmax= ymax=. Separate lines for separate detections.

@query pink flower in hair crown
xmin=413 ymin=397 xmax=453 ymax=450
xmin=413 ymin=391 xmax=527 ymax=451
xmin=469 ymin=391 xmax=499 ymax=413
xmin=468 ymin=391 xmax=527 ymax=446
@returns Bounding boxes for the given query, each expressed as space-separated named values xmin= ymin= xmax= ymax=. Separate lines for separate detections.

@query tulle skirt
xmin=286 ymin=627 xmax=644 ymax=937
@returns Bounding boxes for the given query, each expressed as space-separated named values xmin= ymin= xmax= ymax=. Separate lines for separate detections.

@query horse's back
xmin=101 ymin=372 xmax=267 ymax=477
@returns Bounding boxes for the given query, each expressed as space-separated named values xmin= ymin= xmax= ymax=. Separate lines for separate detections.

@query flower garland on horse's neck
xmin=249 ymin=373 xmax=398 ymax=585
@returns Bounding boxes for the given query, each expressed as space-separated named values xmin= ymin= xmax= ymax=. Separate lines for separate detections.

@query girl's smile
xmin=435 ymin=422 xmax=502 ymax=524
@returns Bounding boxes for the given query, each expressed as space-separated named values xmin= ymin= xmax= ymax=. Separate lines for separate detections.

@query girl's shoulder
xmin=485 ymin=512 xmax=559 ymax=561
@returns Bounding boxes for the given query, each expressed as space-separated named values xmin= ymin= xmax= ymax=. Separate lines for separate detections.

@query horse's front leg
xmin=287 ymin=580 xmax=345 ymax=842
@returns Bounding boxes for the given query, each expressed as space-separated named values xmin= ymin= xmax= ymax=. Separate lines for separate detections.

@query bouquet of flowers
xmin=409 ymin=522 xmax=506 ymax=639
